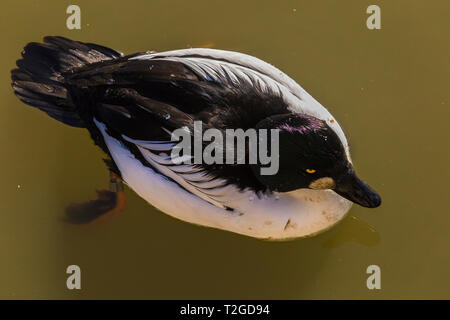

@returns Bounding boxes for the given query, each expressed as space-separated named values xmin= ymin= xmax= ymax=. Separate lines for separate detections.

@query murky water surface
xmin=0 ymin=0 xmax=448 ymax=298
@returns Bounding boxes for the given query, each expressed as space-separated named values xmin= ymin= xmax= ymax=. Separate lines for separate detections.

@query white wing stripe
xmin=130 ymin=48 xmax=305 ymax=99
xmin=122 ymin=135 xmax=176 ymax=151
xmin=137 ymin=146 xmax=228 ymax=208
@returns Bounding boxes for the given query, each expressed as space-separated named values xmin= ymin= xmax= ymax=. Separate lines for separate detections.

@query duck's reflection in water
xmin=322 ymin=215 xmax=380 ymax=248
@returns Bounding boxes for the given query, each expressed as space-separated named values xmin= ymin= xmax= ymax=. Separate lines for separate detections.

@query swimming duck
xmin=11 ymin=36 xmax=380 ymax=239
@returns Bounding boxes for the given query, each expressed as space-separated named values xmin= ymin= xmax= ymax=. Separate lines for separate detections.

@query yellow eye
xmin=306 ymin=169 xmax=316 ymax=174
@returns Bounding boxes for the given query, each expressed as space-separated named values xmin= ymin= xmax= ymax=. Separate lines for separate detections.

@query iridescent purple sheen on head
xmin=278 ymin=114 xmax=325 ymax=134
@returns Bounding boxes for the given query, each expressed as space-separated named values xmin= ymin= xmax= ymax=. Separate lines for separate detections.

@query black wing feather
xmin=65 ymin=55 xmax=289 ymax=192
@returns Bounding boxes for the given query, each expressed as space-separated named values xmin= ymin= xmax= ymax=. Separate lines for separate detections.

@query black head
xmin=252 ymin=113 xmax=381 ymax=208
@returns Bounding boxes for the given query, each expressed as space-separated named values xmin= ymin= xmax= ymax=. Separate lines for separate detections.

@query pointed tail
xmin=11 ymin=36 xmax=122 ymax=127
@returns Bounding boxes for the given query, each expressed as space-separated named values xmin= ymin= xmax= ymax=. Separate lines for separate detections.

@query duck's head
xmin=253 ymin=113 xmax=381 ymax=208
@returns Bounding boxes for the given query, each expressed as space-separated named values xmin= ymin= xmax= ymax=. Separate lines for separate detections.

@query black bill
xmin=334 ymin=172 xmax=381 ymax=208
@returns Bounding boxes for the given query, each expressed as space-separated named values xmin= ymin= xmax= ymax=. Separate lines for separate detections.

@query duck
xmin=11 ymin=36 xmax=381 ymax=240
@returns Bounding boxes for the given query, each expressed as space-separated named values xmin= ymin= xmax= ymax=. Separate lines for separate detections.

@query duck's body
xmin=96 ymin=119 xmax=351 ymax=239
xmin=11 ymin=37 xmax=380 ymax=239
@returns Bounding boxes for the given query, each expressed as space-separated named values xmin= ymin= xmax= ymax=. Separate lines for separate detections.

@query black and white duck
xmin=11 ymin=36 xmax=381 ymax=239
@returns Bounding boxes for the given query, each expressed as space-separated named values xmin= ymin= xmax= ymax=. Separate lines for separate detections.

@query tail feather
xmin=11 ymin=36 xmax=123 ymax=127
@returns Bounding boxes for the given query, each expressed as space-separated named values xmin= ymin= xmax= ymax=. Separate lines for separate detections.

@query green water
xmin=0 ymin=0 xmax=448 ymax=299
